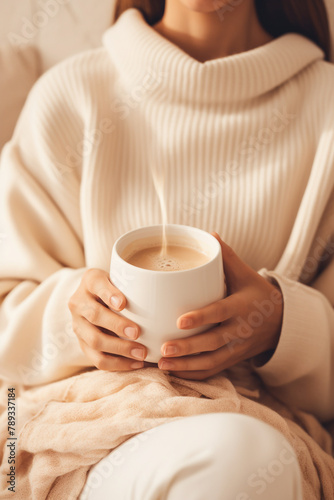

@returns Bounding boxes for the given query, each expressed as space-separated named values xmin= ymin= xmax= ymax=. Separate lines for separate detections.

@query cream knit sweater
xmin=0 ymin=9 xmax=334 ymax=421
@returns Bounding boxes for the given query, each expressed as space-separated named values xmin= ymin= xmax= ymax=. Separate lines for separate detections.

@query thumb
xmin=211 ymin=232 xmax=240 ymax=266
xmin=211 ymin=232 xmax=249 ymax=288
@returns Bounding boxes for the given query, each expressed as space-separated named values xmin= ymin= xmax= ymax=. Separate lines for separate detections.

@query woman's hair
xmin=115 ymin=1 xmax=164 ymax=25
xmin=114 ymin=0 xmax=331 ymax=61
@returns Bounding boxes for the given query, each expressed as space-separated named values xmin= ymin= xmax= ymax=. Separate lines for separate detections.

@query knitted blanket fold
xmin=0 ymin=365 xmax=333 ymax=500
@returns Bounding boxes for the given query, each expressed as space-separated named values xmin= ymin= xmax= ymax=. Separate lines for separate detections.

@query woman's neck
xmin=154 ymin=0 xmax=273 ymax=62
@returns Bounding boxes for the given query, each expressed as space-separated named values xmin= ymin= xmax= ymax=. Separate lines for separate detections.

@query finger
xmin=161 ymin=324 xmax=229 ymax=357
xmin=74 ymin=317 xmax=147 ymax=361
xmin=211 ymin=233 xmax=240 ymax=268
xmin=163 ymin=352 xmax=243 ymax=376
xmin=177 ymin=294 xmax=237 ymax=330
xmin=78 ymin=339 xmax=145 ymax=371
xmin=162 ymin=320 xmax=247 ymax=359
xmin=159 ymin=329 xmax=246 ymax=372
xmin=158 ymin=349 xmax=225 ymax=372
xmin=84 ymin=269 xmax=127 ymax=311
xmin=78 ymin=292 xmax=141 ymax=340
xmin=211 ymin=233 xmax=259 ymax=288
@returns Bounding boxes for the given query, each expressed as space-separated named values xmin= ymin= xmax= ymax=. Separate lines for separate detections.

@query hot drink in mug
xmin=109 ymin=224 xmax=225 ymax=363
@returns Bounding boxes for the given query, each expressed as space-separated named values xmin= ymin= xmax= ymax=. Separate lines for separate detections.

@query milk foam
xmin=124 ymin=243 xmax=209 ymax=272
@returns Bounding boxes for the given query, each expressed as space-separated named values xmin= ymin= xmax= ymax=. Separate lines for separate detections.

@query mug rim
xmin=112 ymin=224 xmax=222 ymax=275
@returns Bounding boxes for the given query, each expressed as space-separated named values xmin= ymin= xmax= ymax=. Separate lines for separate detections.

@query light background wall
xmin=0 ymin=0 xmax=116 ymax=70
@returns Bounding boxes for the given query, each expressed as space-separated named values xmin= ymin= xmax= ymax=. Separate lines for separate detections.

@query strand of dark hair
xmin=255 ymin=0 xmax=331 ymax=61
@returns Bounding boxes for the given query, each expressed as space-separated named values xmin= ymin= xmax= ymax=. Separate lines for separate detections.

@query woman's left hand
xmin=158 ymin=233 xmax=283 ymax=380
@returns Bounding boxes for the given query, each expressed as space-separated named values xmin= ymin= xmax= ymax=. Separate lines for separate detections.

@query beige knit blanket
xmin=0 ymin=364 xmax=333 ymax=500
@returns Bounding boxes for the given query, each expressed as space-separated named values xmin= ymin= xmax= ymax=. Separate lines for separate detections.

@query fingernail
xmin=131 ymin=361 xmax=144 ymax=369
xmin=131 ymin=348 xmax=146 ymax=360
xmin=179 ymin=318 xmax=193 ymax=329
xmin=163 ymin=345 xmax=178 ymax=356
xmin=160 ymin=361 xmax=174 ymax=370
xmin=124 ymin=327 xmax=138 ymax=339
xmin=110 ymin=295 xmax=122 ymax=309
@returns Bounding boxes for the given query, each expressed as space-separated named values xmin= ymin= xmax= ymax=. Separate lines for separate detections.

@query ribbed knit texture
xmin=0 ymin=9 xmax=334 ymax=420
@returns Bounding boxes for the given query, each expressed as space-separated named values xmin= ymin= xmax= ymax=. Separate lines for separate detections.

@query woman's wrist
xmin=252 ymin=282 xmax=283 ymax=367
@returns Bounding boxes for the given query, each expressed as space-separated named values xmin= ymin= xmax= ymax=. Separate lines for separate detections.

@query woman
xmin=0 ymin=0 xmax=333 ymax=498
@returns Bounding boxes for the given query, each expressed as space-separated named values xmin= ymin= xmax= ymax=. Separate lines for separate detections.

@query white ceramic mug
xmin=109 ymin=224 xmax=225 ymax=363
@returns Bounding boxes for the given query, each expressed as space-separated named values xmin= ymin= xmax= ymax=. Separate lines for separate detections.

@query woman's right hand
xmin=68 ymin=268 xmax=152 ymax=371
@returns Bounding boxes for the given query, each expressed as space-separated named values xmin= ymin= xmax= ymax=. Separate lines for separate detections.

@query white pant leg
xmin=80 ymin=413 xmax=303 ymax=500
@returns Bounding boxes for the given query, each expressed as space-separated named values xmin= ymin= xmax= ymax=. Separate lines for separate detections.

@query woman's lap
xmin=80 ymin=412 xmax=303 ymax=500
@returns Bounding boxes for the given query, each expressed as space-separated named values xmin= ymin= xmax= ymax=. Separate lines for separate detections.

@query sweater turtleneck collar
xmin=103 ymin=8 xmax=324 ymax=104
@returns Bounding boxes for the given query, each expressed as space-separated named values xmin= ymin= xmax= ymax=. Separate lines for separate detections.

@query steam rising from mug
xmin=151 ymin=164 xmax=168 ymax=256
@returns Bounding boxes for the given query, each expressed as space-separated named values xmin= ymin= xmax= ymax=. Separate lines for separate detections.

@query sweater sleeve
xmin=254 ymin=256 xmax=334 ymax=422
xmin=0 ymin=68 xmax=94 ymax=386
